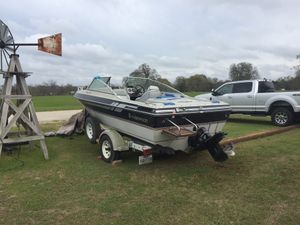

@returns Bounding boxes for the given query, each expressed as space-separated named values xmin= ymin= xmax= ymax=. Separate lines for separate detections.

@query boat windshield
xmin=123 ymin=77 xmax=185 ymax=96
xmin=87 ymin=77 xmax=114 ymax=94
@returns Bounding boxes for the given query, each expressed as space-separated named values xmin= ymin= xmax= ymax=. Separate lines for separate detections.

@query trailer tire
xmin=85 ymin=117 xmax=101 ymax=144
xmin=271 ymin=107 xmax=294 ymax=127
xmin=99 ymin=134 xmax=120 ymax=163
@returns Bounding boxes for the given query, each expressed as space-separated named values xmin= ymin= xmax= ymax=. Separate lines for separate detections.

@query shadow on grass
xmin=229 ymin=117 xmax=300 ymax=126
xmin=119 ymin=148 xmax=215 ymax=168
xmin=228 ymin=117 xmax=273 ymax=126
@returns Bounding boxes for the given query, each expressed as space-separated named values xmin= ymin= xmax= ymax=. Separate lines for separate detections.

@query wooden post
xmin=0 ymin=54 xmax=48 ymax=159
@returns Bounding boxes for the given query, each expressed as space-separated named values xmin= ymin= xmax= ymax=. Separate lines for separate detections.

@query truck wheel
xmin=99 ymin=134 xmax=120 ymax=163
xmin=271 ymin=107 xmax=294 ymax=127
xmin=85 ymin=117 xmax=101 ymax=144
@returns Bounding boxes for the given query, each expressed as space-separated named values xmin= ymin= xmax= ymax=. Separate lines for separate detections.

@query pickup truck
xmin=195 ymin=79 xmax=300 ymax=126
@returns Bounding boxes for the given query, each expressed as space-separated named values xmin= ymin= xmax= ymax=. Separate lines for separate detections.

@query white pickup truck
xmin=196 ymin=79 xmax=300 ymax=126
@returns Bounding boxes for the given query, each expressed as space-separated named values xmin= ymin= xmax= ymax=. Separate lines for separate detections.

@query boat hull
xmin=86 ymin=106 xmax=227 ymax=152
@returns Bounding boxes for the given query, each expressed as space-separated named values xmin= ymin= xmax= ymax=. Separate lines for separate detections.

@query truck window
xmin=258 ymin=81 xmax=275 ymax=93
xmin=215 ymin=84 xmax=233 ymax=95
xmin=232 ymin=82 xmax=253 ymax=93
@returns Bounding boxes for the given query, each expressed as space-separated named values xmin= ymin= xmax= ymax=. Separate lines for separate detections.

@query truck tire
xmin=85 ymin=116 xmax=101 ymax=144
xmin=271 ymin=107 xmax=294 ymax=127
xmin=99 ymin=134 xmax=120 ymax=163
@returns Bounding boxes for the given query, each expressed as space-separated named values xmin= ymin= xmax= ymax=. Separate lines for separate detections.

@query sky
xmin=1 ymin=0 xmax=300 ymax=85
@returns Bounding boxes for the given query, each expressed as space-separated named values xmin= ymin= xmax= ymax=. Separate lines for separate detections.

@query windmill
xmin=0 ymin=19 xmax=62 ymax=159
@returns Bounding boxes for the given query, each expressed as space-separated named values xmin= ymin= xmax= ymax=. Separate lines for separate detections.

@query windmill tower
xmin=0 ymin=20 xmax=62 ymax=159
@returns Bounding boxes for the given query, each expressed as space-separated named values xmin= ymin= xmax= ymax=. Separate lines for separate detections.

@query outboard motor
xmin=188 ymin=127 xmax=231 ymax=162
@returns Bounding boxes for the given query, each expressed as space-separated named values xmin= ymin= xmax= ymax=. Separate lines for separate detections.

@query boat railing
xmin=183 ymin=117 xmax=199 ymax=130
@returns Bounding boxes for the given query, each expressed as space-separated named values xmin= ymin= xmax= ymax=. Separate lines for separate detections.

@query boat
xmin=75 ymin=76 xmax=234 ymax=162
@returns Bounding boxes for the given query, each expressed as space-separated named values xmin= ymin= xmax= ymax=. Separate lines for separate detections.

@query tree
xmin=272 ymin=69 xmax=300 ymax=91
xmin=174 ymin=76 xmax=187 ymax=92
xmin=229 ymin=62 xmax=260 ymax=81
xmin=291 ymin=69 xmax=300 ymax=90
xmin=28 ymin=81 xmax=77 ymax=96
xmin=295 ymin=69 xmax=300 ymax=78
xmin=129 ymin=63 xmax=161 ymax=80
xmin=157 ymin=77 xmax=173 ymax=86
xmin=174 ymin=75 xmax=224 ymax=92
xmin=186 ymin=74 xmax=211 ymax=92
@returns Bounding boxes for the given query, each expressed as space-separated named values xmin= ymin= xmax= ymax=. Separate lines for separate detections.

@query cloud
xmin=0 ymin=0 xmax=299 ymax=86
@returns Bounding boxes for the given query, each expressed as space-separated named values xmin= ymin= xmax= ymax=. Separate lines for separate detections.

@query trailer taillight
xmin=143 ymin=146 xmax=152 ymax=156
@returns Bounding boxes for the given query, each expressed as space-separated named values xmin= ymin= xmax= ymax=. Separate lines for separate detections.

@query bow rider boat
xmin=75 ymin=76 xmax=234 ymax=163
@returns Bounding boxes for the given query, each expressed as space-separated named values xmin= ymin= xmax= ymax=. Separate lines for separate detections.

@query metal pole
xmin=6 ymin=43 xmax=39 ymax=46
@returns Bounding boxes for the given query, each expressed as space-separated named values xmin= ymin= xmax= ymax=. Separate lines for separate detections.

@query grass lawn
xmin=0 ymin=123 xmax=299 ymax=224
xmin=184 ymin=91 xmax=206 ymax=97
xmin=32 ymin=95 xmax=83 ymax=112
xmin=225 ymin=114 xmax=274 ymax=138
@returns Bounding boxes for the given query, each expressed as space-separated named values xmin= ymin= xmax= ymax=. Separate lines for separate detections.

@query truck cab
xmin=209 ymin=80 xmax=274 ymax=112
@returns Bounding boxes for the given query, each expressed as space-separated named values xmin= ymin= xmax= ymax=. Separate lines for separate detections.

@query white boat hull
xmin=88 ymin=108 xmax=226 ymax=153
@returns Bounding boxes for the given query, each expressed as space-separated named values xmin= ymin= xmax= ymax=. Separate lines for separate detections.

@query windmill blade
xmin=38 ymin=33 xmax=62 ymax=56
xmin=4 ymin=33 xmax=13 ymax=43
xmin=0 ymin=22 xmax=5 ymax=40
xmin=5 ymin=45 xmax=14 ymax=52
xmin=0 ymin=49 xmax=3 ymax=71
xmin=2 ymin=25 xmax=8 ymax=41
xmin=5 ymin=35 xmax=13 ymax=42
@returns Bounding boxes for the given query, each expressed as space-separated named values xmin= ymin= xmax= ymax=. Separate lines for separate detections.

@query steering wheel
xmin=133 ymin=85 xmax=145 ymax=97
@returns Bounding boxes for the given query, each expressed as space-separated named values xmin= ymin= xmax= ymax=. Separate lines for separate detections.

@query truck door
xmin=231 ymin=82 xmax=255 ymax=112
xmin=212 ymin=83 xmax=234 ymax=105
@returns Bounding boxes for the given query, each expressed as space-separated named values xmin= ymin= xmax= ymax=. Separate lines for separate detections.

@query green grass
xmin=32 ymin=95 xmax=83 ymax=112
xmin=225 ymin=114 xmax=275 ymax=138
xmin=0 ymin=123 xmax=299 ymax=225
xmin=184 ymin=91 xmax=206 ymax=97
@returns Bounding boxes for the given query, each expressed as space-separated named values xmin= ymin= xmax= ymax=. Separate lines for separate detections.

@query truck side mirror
xmin=212 ymin=90 xmax=219 ymax=96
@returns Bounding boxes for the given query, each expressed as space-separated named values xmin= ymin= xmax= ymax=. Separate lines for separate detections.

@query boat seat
xmin=136 ymin=85 xmax=161 ymax=102
xmin=114 ymin=88 xmax=130 ymax=100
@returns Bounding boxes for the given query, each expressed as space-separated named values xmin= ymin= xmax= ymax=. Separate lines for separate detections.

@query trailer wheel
xmin=271 ymin=107 xmax=294 ymax=127
xmin=99 ymin=134 xmax=120 ymax=163
xmin=85 ymin=117 xmax=101 ymax=144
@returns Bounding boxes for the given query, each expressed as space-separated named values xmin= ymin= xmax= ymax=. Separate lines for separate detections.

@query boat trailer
xmin=90 ymin=117 xmax=235 ymax=165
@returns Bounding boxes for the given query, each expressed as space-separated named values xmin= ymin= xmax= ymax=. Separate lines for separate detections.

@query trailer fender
xmin=98 ymin=129 xmax=129 ymax=151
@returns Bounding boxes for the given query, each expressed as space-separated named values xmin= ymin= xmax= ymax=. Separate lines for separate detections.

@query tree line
xmin=14 ymin=61 xmax=300 ymax=96
xmin=28 ymin=81 xmax=77 ymax=96
xmin=130 ymin=63 xmax=300 ymax=92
